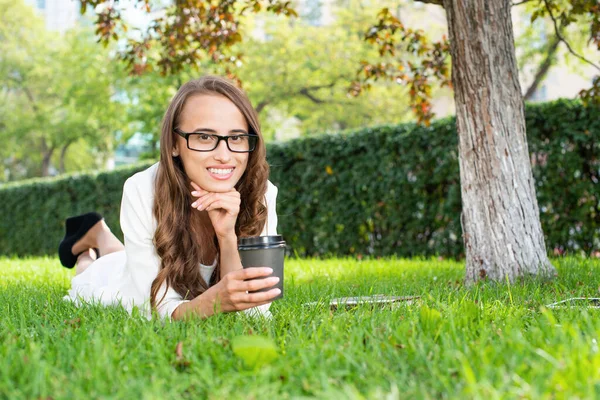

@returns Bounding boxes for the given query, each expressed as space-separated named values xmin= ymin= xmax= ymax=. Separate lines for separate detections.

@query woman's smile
xmin=206 ymin=165 xmax=236 ymax=180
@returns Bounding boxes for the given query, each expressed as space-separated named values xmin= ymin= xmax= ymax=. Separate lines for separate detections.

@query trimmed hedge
xmin=1 ymin=99 xmax=598 ymax=258
xmin=0 ymin=163 xmax=151 ymax=257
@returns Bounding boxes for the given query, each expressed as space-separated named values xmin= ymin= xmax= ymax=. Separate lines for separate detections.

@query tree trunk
xmin=442 ymin=0 xmax=555 ymax=282
xmin=256 ymin=100 xmax=269 ymax=114
xmin=59 ymin=141 xmax=73 ymax=174
xmin=41 ymin=138 xmax=54 ymax=177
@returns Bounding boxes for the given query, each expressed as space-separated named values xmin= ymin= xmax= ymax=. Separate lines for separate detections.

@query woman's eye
xmin=230 ymin=136 xmax=241 ymax=141
xmin=199 ymin=134 xmax=212 ymax=141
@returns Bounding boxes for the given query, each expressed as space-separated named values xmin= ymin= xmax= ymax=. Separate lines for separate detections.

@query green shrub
xmin=269 ymin=99 xmax=600 ymax=258
xmin=0 ymin=163 xmax=152 ymax=257
xmin=1 ymin=99 xmax=598 ymax=258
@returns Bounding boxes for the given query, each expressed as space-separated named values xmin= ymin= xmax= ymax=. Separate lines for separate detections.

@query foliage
xmin=77 ymin=0 xmax=448 ymax=128
xmin=79 ymin=0 xmax=598 ymax=129
xmin=534 ymin=0 xmax=600 ymax=105
xmin=269 ymin=99 xmax=599 ymax=258
xmin=231 ymin=335 xmax=279 ymax=369
xmin=0 ymin=100 xmax=597 ymax=258
xmin=0 ymin=0 xmax=126 ymax=181
xmin=353 ymin=0 xmax=600 ymax=124
xmin=226 ymin=2 xmax=417 ymax=137
xmin=348 ymin=6 xmax=452 ymax=125
xmin=117 ymin=2 xmax=418 ymax=158
xmin=116 ymin=71 xmax=185 ymax=158
xmin=79 ymin=0 xmax=297 ymax=76
xmin=0 ymin=162 xmax=146 ymax=257
xmin=2 ymin=257 xmax=600 ymax=398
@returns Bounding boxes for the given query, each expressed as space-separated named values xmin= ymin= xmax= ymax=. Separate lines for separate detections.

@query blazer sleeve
xmin=246 ymin=180 xmax=279 ymax=318
xmin=262 ymin=181 xmax=279 ymax=236
xmin=120 ymin=178 xmax=189 ymax=320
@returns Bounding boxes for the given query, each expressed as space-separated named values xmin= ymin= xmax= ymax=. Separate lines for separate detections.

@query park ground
xmin=2 ymin=256 xmax=600 ymax=399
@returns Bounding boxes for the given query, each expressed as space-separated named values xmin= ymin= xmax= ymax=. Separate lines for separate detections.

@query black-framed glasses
xmin=174 ymin=128 xmax=258 ymax=153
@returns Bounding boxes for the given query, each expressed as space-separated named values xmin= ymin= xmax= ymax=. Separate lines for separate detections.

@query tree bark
xmin=442 ymin=0 xmax=555 ymax=282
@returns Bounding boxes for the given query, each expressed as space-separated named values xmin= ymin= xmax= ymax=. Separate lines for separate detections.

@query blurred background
xmin=0 ymin=0 xmax=597 ymax=182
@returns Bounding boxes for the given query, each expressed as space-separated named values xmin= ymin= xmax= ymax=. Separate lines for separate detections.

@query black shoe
xmin=58 ymin=212 xmax=103 ymax=268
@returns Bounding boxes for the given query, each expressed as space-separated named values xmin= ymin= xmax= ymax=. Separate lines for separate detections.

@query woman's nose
xmin=213 ymin=139 xmax=232 ymax=161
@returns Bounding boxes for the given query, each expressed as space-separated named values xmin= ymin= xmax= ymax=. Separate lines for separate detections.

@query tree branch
xmin=525 ymin=32 xmax=561 ymax=99
xmin=303 ymin=81 xmax=339 ymax=92
xmin=59 ymin=140 xmax=74 ymax=174
xmin=543 ymin=0 xmax=600 ymax=72
xmin=256 ymin=100 xmax=269 ymax=113
xmin=8 ymin=76 xmax=41 ymax=114
xmin=298 ymin=88 xmax=326 ymax=104
xmin=512 ymin=0 xmax=537 ymax=6
xmin=414 ymin=0 xmax=444 ymax=6
xmin=296 ymin=80 xmax=339 ymax=104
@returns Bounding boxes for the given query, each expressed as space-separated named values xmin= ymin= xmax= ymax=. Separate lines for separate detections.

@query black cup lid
xmin=238 ymin=235 xmax=285 ymax=248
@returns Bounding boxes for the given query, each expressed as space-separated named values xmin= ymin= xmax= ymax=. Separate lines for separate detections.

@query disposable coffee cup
xmin=238 ymin=235 xmax=286 ymax=300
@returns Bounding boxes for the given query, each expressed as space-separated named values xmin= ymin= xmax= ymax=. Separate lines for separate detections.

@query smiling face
xmin=173 ymin=94 xmax=251 ymax=193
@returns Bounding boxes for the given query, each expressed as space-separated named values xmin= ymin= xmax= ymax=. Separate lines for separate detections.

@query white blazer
xmin=118 ymin=162 xmax=278 ymax=319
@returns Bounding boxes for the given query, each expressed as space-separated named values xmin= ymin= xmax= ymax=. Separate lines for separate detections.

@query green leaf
xmin=231 ymin=335 xmax=279 ymax=369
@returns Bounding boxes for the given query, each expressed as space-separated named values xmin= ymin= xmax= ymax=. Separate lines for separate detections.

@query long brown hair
xmin=150 ymin=76 xmax=269 ymax=311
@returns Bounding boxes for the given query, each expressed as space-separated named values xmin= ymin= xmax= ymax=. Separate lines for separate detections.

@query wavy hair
xmin=150 ymin=76 xmax=269 ymax=311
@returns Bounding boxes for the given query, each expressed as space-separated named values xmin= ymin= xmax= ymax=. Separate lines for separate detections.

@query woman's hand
xmin=201 ymin=267 xmax=280 ymax=314
xmin=190 ymin=181 xmax=240 ymax=239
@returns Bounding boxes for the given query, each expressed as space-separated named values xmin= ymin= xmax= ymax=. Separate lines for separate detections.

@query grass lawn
xmin=2 ymin=257 xmax=600 ymax=399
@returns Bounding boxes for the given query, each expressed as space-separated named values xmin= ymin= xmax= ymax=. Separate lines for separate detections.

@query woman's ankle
xmin=71 ymin=220 xmax=105 ymax=255
xmin=75 ymin=248 xmax=97 ymax=275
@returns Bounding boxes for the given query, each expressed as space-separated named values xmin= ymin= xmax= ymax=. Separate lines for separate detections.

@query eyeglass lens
xmin=187 ymin=134 xmax=256 ymax=152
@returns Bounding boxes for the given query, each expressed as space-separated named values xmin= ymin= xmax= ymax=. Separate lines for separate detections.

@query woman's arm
xmin=171 ymin=267 xmax=279 ymax=320
xmin=218 ymin=234 xmax=243 ymax=279
xmin=218 ymin=180 xmax=279 ymax=277
xmin=172 ymin=181 xmax=281 ymax=320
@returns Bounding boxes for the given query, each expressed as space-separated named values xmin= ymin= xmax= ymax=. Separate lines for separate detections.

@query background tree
xmin=353 ymin=0 xmax=599 ymax=121
xmin=233 ymin=2 xmax=417 ymax=138
xmin=118 ymin=0 xmax=421 ymax=158
xmin=513 ymin=1 xmax=597 ymax=100
xmin=0 ymin=0 xmax=125 ymax=180
xmin=353 ymin=0 xmax=598 ymax=282
xmin=117 ymin=71 xmax=185 ymax=160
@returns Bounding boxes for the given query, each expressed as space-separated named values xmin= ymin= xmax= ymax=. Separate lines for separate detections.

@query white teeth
xmin=208 ymin=168 xmax=233 ymax=175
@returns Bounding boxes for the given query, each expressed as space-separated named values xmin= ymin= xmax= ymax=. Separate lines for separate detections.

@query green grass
xmin=2 ymin=257 xmax=600 ymax=399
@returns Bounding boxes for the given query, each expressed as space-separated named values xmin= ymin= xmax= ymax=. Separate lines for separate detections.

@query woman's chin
xmin=195 ymin=179 xmax=238 ymax=193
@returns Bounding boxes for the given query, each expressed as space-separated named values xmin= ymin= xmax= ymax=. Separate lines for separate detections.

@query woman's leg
xmin=75 ymin=248 xmax=97 ymax=275
xmin=72 ymin=220 xmax=125 ymax=260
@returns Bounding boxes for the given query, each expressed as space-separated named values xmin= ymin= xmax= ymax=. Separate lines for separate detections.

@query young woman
xmin=58 ymin=76 xmax=281 ymax=321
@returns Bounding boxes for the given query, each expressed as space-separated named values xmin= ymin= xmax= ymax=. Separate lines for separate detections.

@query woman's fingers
xmin=229 ymin=288 xmax=280 ymax=308
xmin=217 ymin=269 xmax=279 ymax=313
xmin=190 ymin=181 xmax=239 ymax=197
xmin=204 ymin=199 xmax=239 ymax=213
xmin=243 ymin=276 xmax=279 ymax=292
xmin=191 ymin=192 xmax=217 ymax=209
xmin=231 ymin=267 xmax=273 ymax=281
xmin=191 ymin=189 xmax=207 ymax=199
xmin=242 ymin=288 xmax=281 ymax=303
xmin=191 ymin=192 xmax=212 ymax=209
xmin=191 ymin=192 xmax=240 ymax=210
xmin=194 ymin=197 xmax=239 ymax=213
